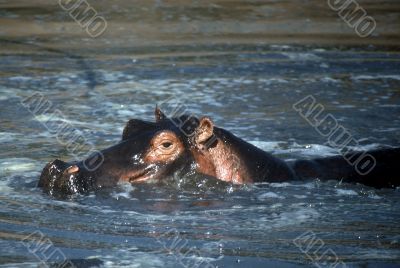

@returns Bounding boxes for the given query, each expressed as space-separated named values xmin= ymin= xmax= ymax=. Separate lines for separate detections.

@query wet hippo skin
xmin=38 ymin=107 xmax=399 ymax=195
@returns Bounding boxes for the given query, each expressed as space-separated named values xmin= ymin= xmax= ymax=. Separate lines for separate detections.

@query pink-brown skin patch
xmin=120 ymin=131 xmax=185 ymax=183
xmin=144 ymin=131 xmax=185 ymax=164
xmin=191 ymin=117 xmax=250 ymax=184
xmin=121 ymin=117 xmax=251 ymax=184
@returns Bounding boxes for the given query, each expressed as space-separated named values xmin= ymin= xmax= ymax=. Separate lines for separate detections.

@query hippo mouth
xmin=122 ymin=166 xmax=156 ymax=183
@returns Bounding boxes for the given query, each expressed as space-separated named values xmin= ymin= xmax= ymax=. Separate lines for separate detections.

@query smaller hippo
xmin=38 ymin=107 xmax=399 ymax=195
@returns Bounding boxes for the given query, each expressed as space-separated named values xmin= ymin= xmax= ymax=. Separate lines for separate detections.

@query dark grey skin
xmin=38 ymin=108 xmax=399 ymax=196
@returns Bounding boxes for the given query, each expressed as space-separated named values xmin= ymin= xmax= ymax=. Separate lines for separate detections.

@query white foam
xmin=111 ymin=191 xmax=132 ymax=200
xmin=284 ymin=207 xmax=319 ymax=222
xmin=270 ymin=44 xmax=292 ymax=49
xmin=321 ymin=77 xmax=340 ymax=83
xmin=293 ymin=195 xmax=307 ymax=199
xmin=249 ymin=141 xmax=283 ymax=151
xmin=284 ymin=143 xmax=339 ymax=157
xmin=257 ymin=192 xmax=284 ymax=200
xmin=352 ymin=75 xmax=400 ymax=81
xmin=0 ymin=158 xmax=40 ymax=174
xmin=378 ymin=104 xmax=400 ymax=108
xmin=258 ymin=78 xmax=289 ymax=84
xmin=269 ymin=182 xmax=292 ymax=188
xmin=336 ymin=189 xmax=358 ymax=196
xmin=9 ymin=76 xmax=32 ymax=81
xmin=265 ymin=207 xmax=320 ymax=228
xmin=300 ymin=182 xmax=317 ymax=189
xmin=0 ymin=132 xmax=21 ymax=143
xmin=367 ymin=192 xmax=382 ymax=199
xmin=0 ymin=183 xmax=13 ymax=193
xmin=117 ymin=110 xmax=139 ymax=117
xmin=337 ymin=105 xmax=355 ymax=109
xmin=283 ymin=52 xmax=322 ymax=61
xmin=96 ymin=250 xmax=165 ymax=267
xmin=0 ymin=262 xmax=38 ymax=268
xmin=347 ymin=143 xmax=382 ymax=152
xmin=0 ymin=88 xmax=18 ymax=100
xmin=111 ymin=182 xmax=137 ymax=200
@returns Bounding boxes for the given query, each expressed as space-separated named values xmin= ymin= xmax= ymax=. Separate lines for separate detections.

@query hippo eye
xmin=147 ymin=132 xmax=183 ymax=161
xmin=162 ymin=142 xmax=173 ymax=148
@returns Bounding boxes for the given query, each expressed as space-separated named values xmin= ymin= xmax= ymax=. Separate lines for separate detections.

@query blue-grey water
xmin=1 ymin=42 xmax=400 ymax=268
xmin=1 ymin=1 xmax=400 ymax=267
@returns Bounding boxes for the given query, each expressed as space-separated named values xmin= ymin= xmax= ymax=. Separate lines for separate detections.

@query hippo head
xmin=38 ymin=107 xmax=220 ymax=196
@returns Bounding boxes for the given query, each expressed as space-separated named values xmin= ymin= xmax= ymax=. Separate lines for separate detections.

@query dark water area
xmin=1 ymin=1 xmax=400 ymax=267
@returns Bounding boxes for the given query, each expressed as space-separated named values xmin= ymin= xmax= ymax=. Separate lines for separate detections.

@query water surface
xmin=1 ymin=1 xmax=400 ymax=267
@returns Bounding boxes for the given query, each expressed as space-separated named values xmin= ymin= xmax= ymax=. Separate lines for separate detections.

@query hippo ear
xmin=195 ymin=117 xmax=214 ymax=145
xmin=122 ymin=119 xmax=154 ymax=140
xmin=155 ymin=105 xmax=167 ymax=122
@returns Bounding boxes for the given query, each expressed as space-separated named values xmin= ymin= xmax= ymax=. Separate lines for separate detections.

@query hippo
xmin=38 ymin=107 xmax=399 ymax=195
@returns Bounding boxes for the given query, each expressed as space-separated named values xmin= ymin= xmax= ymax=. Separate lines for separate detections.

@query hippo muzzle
xmin=38 ymin=159 xmax=95 ymax=195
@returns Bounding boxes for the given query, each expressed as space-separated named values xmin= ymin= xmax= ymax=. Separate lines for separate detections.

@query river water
xmin=1 ymin=1 xmax=400 ymax=267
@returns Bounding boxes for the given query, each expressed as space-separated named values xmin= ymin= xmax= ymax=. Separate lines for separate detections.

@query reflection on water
xmin=1 ymin=0 xmax=400 ymax=267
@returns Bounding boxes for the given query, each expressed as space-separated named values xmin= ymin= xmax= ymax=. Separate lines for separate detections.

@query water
xmin=1 ymin=1 xmax=400 ymax=267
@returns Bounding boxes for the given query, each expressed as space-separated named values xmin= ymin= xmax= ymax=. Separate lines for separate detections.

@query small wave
xmin=0 ymin=132 xmax=22 ymax=143
xmin=249 ymin=141 xmax=283 ymax=151
xmin=257 ymin=192 xmax=284 ymax=200
xmin=336 ymin=189 xmax=358 ymax=196
xmin=282 ymin=52 xmax=322 ymax=61
xmin=269 ymin=182 xmax=293 ymax=188
xmin=347 ymin=143 xmax=384 ymax=152
xmin=0 ymin=158 xmax=40 ymax=174
xmin=320 ymin=77 xmax=340 ymax=83
xmin=352 ymin=75 xmax=400 ymax=81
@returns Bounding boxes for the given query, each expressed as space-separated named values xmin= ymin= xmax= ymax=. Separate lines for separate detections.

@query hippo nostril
xmin=64 ymin=165 xmax=79 ymax=175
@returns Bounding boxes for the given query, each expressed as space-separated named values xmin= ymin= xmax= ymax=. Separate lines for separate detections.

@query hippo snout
xmin=38 ymin=159 xmax=94 ymax=196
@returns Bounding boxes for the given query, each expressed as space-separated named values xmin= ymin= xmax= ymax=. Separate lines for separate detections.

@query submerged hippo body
xmin=38 ymin=107 xmax=399 ymax=195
